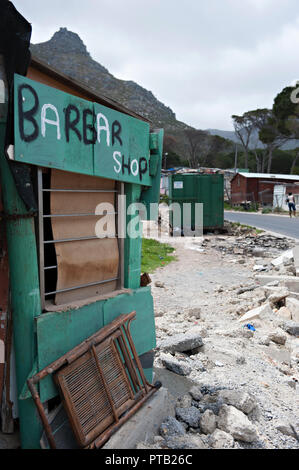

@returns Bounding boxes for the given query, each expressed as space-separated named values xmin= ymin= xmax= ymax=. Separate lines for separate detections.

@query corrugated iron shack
xmin=231 ymin=172 xmax=299 ymax=206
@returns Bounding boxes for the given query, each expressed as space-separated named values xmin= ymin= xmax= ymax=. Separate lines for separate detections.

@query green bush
xmin=262 ymin=208 xmax=272 ymax=214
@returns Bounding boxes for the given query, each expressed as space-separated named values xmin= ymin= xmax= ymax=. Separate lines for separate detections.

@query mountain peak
xmin=31 ymin=28 xmax=179 ymax=129
xmin=35 ymin=27 xmax=90 ymax=57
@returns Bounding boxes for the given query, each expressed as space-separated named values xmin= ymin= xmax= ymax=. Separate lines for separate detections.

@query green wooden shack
xmin=0 ymin=3 xmax=162 ymax=449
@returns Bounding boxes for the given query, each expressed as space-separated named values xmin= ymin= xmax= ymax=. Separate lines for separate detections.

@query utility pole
xmin=164 ymin=152 xmax=168 ymax=170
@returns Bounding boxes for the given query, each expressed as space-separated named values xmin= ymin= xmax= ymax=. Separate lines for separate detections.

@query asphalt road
xmin=224 ymin=211 xmax=299 ymax=240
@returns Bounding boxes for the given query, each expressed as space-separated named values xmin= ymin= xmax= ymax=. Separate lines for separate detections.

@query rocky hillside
xmin=30 ymin=28 xmax=191 ymax=133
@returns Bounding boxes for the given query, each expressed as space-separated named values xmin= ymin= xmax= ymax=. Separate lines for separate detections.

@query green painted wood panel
xmin=103 ymin=287 xmax=156 ymax=355
xmin=36 ymin=287 xmax=155 ymax=402
xmin=14 ymin=75 xmax=94 ymax=175
xmin=124 ymin=184 xmax=143 ymax=288
xmin=0 ymin=124 xmax=42 ymax=449
xmin=14 ymin=74 xmax=151 ymax=185
xmin=141 ymin=129 xmax=164 ymax=220
xmin=93 ymin=102 xmax=151 ymax=186
xmin=36 ymin=301 xmax=104 ymax=402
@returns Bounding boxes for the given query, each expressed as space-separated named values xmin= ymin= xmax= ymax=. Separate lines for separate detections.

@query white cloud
xmin=11 ymin=0 xmax=299 ymax=130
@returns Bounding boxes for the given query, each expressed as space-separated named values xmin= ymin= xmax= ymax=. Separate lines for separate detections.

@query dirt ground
xmin=142 ymin=205 xmax=299 ymax=449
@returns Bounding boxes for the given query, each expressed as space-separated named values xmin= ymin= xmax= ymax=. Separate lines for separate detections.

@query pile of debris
xmin=224 ymin=220 xmax=259 ymax=237
xmin=215 ymin=234 xmax=294 ymax=258
xmin=138 ymin=387 xmax=266 ymax=449
xmin=145 ymin=237 xmax=299 ymax=449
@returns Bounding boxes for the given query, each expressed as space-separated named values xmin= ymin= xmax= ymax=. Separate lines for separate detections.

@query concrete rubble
xmin=137 ymin=212 xmax=299 ymax=450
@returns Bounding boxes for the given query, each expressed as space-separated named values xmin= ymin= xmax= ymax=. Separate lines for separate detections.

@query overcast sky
xmin=11 ymin=0 xmax=299 ymax=131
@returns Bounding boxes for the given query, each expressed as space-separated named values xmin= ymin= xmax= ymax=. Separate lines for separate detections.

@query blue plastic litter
xmin=244 ymin=324 xmax=256 ymax=332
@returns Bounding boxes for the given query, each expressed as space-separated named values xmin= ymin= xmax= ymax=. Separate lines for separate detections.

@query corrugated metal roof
xmin=238 ymin=172 xmax=299 ymax=181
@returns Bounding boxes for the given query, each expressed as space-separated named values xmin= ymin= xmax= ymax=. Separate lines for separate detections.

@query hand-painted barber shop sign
xmin=14 ymin=75 xmax=151 ymax=185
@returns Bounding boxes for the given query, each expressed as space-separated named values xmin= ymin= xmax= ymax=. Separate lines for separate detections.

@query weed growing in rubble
xmin=230 ymin=222 xmax=264 ymax=234
xmin=141 ymin=238 xmax=176 ymax=273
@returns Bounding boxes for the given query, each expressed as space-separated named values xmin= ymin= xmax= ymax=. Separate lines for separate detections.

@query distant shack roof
xmin=235 ymin=172 xmax=299 ymax=181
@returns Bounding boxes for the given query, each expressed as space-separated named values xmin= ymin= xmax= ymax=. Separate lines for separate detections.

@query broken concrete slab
xmin=281 ymin=321 xmax=299 ymax=337
xmin=210 ymin=429 xmax=235 ymax=449
xmin=199 ymin=410 xmax=217 ymax=435
xmin=264 ymin=286 xmax=288 ymax=295
xmin=218 ymin=390 xmax=257 ymax=415
xmin=238 ymin=302 xmax=272 ymax=324
xmin=158 ymin=332 xmax=203 ymax=354
xmin=255 ymin=275 xmax=299 ymax=292
xmin=217 ymin=405 xmax=258 ymax=443
xmin=102 ymin=387 xmax=172 ymax=449
xmin=268 ymin=330 xmax=287 ymax=345
xmin=277 ymin=307 xmax=292 ymax=320
xmin=271 ymin=249 xmax=294 ymax=267
xmin=161 ymin=354 xmax=192 ymax=376
xmin=160 ymin=416 xmax=187 ymax=438
xmin=189 ymin=386 xmax=203 ymax=402
xmin=285 ymin=297 xmax=299 ymax=322
xmin=175 ymin=406 xmax=201 ymax=429
xmin=176 ymin=394 xmax=193 ymax=409
xmin=267 ymin=288 xmax=289 ymax=306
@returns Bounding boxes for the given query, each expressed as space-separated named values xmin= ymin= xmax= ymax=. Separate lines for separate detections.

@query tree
xmin=244 ymin=109 xmax=288 ymax=173
xmin=290 ymin=148 xmax=299 ymax=174
xmin=273 ymin=85 xmax=299 ymax=136
xmin=184 ymin=130 xmax=232 ymax=169
xmin=184 ymin=129 xmax=209 ymax=168
xmin=273 ymin=85 xmax=299 ymax=173
xmin=231 ymin=113 xmax=255 ymax=169
xmin=204 ymin=135 xmax=233 ymax=168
